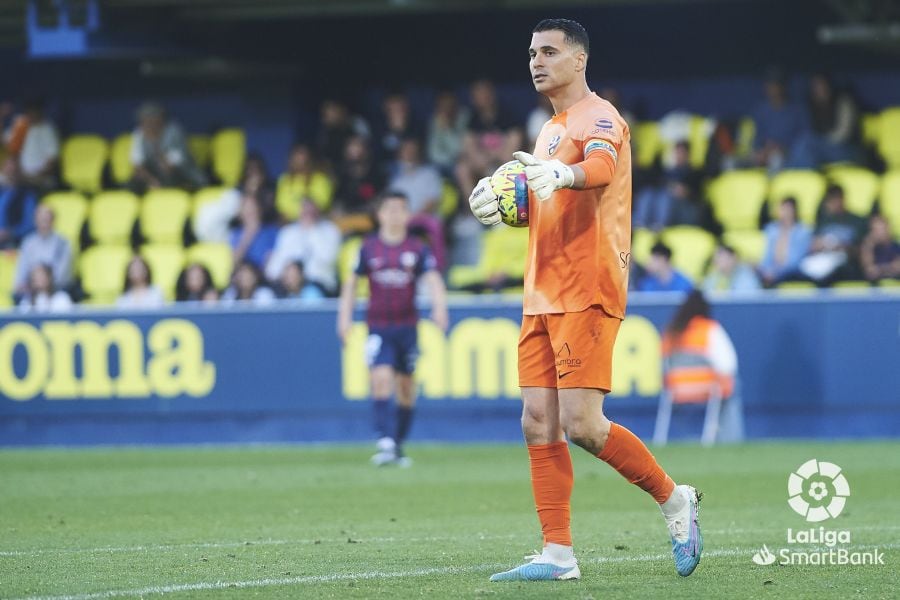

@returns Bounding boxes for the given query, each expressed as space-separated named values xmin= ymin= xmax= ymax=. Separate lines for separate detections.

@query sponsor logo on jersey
xmin=594 ymin=118 xmax=614 ymax=129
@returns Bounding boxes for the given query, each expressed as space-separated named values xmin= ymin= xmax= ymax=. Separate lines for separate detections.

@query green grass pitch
xmin=1 ymin=441 xmax=897 ymax=599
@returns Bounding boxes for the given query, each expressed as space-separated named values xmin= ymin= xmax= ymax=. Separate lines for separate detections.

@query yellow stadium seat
xmin=826 ymin=166 xmax=879 ymax=217
xmin=877 ymin=107 xmax=900 ymax=169
xmin=768 ymin=170 xmax=827 ymax=225
xmin=879 ymin=278 xmax=900 ymax=289
xmin=736 ymin=118 xmax=756 ymax=158
xmin=275 ymin=172 xmax=334 ymax=219
xmin=141 ymin=244 xmax=185 ymax=301
xmin=89 ymin=190 xmax=140 ymax=245
xmin=631 ymin=227 xmax=657 ymax=266
xmin=186 ymin=242 xmax=233 ymax=290
xmin=660 ymin=225 xmax=716 ymax=283
xmin=188 ymin=135 xmax=211 ymax=169
xmin=861 ymin=113 xmax=880 ymax=147
xmin=832 ymin=281 xmax=872 ymax=294
xmin=706 ymin=170 xmax=768 ymax=231
xmin=141 ymin=188 xmax=190 ymax=244
xmin=448 ymin=264 xmax=487 ymax=289
xmin=722 ymin=229 xmax=766 ymax=265
xmin=61 ymin=135 xmax=109 ymax=194
xmin=338 ymin=236 xmax=368 ymax=298
xmin=0 ymin=250 xmax=17 ymax=297
xmin=880 ymin=171 xmax=900 ymax=238
xmin=777 ymin=281 xmax=817 ymax=294
xmin=109 ymin=133 xmax=133 ymax=184
xmin=79 ymin=245 xmax=133 ymax=304
xmin=440 ymin=180 xmax=459 ymax=219
xmin=41 ymin=191 xmax=88 ymax=253
xmin=633 ymin=121 xmax=662 ymax=168
xmin=210 ymin=128 xmax=246 ymax=187
xmin=482 ymin=226 xmax=529 ymax=280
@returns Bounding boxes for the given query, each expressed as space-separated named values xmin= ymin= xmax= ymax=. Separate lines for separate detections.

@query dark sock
xmin=373 ymin=400 xmax=391 ymax=439
xmin=395 ymin=406 xmax=414 ymax=446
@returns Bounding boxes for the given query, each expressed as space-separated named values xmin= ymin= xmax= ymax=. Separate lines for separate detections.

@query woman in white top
xmin=117 ymin=256 xmax=165 ymax=310
xmin=18 ymin=263 xmax=72 ymax=313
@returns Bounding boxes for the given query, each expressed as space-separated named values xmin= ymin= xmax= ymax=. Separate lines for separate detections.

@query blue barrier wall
xmin=0 ymin=294 xmax=898 ymax=446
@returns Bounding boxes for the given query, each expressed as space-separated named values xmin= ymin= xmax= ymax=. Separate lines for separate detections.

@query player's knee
xmin=563 ymin=415 xmax=611 ymax=454
xmin=520 ymin=404 xmax=549 ymax=437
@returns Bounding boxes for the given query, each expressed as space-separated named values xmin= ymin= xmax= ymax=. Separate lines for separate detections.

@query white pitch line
xmin=9 ymin=544 xmax=896 ymax=600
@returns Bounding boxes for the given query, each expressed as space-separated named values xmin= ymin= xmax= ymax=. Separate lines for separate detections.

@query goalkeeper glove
xmin=513 ymin=150 xmax=574 ymax=201
xmin=468 ymin=176 xmax=501 ymax=225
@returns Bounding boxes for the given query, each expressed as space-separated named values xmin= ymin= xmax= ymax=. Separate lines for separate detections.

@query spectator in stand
xmin=702 ymin=244 xmax=761 ymax=293
xmin=860 ymin=215 xmax=900 ymax=283
xmin=388 ymin=137 xmax=447 ymax=271
xmin=633 ymin=141 xmax=703 ymax=231
xmin=0 ymin=158 xmax=37 ymax=248
xmin=275 ymin=260 xmax=325 ymax=302
xmin=13 ymin=205 xmax=71 ymax=294
xmin=117 ymin=256 xmax=165 ymax=309
xmin=759 ymin=197 xmax=812 ymax=286
xmin=195 ymin=153 xmax=273 ymax=243
xmin=427 ymin=91 xmax=469 ymax=175
xmin=332 ymin=135 xmax=382 ymax=233
xmin=374 ymin=91 xmax=421 ymax=167
xmin=751 ymin=69 xmax=810 ymax=172
xmin=599 ymin=87 xmax=636 ymax=125
xmin=454 ymin=79 xmax=524 ymax=194
xmin=2 ymin=97 xmax=59 ymax=191
xmin=175 ymin=263 xmax=219 ymax=304
xmin=229 ymin=193 xmax=279 ymax=270
xmin=129 ymin=102 xmax=206 ymax=192
xmin=637 ymin=242 xmax=694 ymax=292
xmin=265 ymin=198 xmax=341 ymax=295
xmin=316 ymin=99 xmax=370 ymax=170
xmin=17 ymin=263 xmax=72 ymax=313
xmin=799 ymin=184 xmax=868 ymax=285
xmin=792 ymin=73 xmax=861 ymax=168
xmin=275 ymin=144 xmax=333 ymax=218
xmin=221 ymin=260 xmax=275 ymax=306
xmin=525 ymin=94 xmax=553 ymax=149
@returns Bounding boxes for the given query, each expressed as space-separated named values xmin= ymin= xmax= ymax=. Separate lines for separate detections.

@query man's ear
xmin=576 ymin=51 xmax=587 ymax=72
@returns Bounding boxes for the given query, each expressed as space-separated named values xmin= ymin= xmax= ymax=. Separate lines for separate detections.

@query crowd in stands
xmin=1 ymin=69 xmax=899 ymax=312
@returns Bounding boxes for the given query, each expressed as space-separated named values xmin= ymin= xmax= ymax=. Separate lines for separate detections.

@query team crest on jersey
xmin=547 ymin=135 xmax=561 ymax=156
xmin=400 ymin=251 xmax=418 ymax=269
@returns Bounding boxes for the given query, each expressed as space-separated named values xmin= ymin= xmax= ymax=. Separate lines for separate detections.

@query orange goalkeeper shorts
xmin=518 ymin=305 xmax=622 ymax=393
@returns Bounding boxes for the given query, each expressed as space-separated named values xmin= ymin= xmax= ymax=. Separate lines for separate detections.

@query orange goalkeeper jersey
xmin=523 ymin=92 xmax=632 ymax=318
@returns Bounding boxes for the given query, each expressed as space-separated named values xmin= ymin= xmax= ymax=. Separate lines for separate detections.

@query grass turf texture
xmin=1 ymin=442 xmax=897 ymax=599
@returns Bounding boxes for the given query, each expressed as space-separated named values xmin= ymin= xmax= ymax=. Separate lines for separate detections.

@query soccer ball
xmin=490 ymin=160 xmax=529 ymax=228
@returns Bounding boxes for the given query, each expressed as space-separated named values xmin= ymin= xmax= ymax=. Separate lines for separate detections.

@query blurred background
xmin=0 ymin=0 xmax=898 ymax=446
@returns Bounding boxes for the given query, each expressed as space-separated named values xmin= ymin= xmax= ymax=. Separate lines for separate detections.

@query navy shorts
xmin=366 ymin=325 xmax=419 ymax=374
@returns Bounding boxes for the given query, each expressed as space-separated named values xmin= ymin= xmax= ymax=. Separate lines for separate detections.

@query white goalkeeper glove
xmin=513 ymin=150 xmax=575 ymax=201
xmin=468 ymin=176 xmax=501 ymax=225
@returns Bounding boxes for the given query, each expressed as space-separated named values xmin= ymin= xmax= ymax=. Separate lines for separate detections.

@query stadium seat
xmin=827 ymin=166 xmax=879 ymax=217
xmin=275 ymin=172 xmax=334 ymax=219
xmin=338 ymin=236 xmax=368 ymax=298
xmin=0 ymin=250 xmax=17 ymax=302
xmin=880 ymin=171 xmax=900 ymax=238
xmin=736 ymin=118 xmax=756 ymax=158
xmin=660 ymin=226 xmax=716 ymax=283
xmin=210 ymin=128 xmax=246 ymax=187
xmin=482 ymin=226 xmax=529 ymax=280
xmin=89 ymin=190 xmax=141 ymax=245
xmin=631 ymin=227 xmax=657 ymax=266
xmin=186 ymin=242 xmax=233 ymax=290
xmin=141 ymin=188 xmax=191 ymax=244
xmin=706 ymin=170 xmax=768 ymax=231
xmin=188 ymin=134 xmax=211 ymax=169
xmin=658 ymin=115 xmax=712 ymax=169
xmin=877 ymin=107 xmax=900 ymax=169
xmin=832 ymin=281 xmax=872 ymax=294
xmin=722 ymin=230 xmax=766 ymax=265
xmin=109 ymin=133 xmax=134 ymax=184
xmin=61 ymin=135 xmax=109 ymax=194
xmin=633 ymin=121 xmax=662 ymax=168
xmin=768 ymin=170 xmax=827 ymax=225
xmin=79 ymin=245 xmax=133 ymax=304
xmin=41 ymin=191 xmax=88 ymax=253
xmin=440 ymin=180 xmax=459 ymax=219
xmin=861 ymin=113 xmax=880 ymax=148
xmin=141 ymin=244 xmax=185 ymax=301
xmin=776 ymin=281 xmax=816 ymax=293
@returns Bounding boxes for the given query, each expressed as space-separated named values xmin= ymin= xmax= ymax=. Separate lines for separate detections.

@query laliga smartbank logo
xmin=751 ymin=459 xmax=884 ymax=567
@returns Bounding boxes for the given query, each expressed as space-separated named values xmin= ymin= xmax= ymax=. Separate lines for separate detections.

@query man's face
xmin=529 ymin=30 xmax=585 ymax=94
xmin=35 ymin=206 xmax=53 ymax=234
xmin=377 ymin=197 xmax=410 ymax=231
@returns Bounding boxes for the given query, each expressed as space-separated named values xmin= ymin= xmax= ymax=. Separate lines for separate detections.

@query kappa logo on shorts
xmin=556 ymin=343 xmax=582 ymax=379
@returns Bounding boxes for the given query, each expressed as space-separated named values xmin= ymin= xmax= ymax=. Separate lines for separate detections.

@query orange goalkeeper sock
xmin=528 ymin=441 xmax=574 ymax=547
xmin=597 ymin=422 xmax=676 ymax=504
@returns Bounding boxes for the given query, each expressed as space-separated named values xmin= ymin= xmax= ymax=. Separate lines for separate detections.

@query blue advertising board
xmin=0 ymin=293 xmax=898 ymax=446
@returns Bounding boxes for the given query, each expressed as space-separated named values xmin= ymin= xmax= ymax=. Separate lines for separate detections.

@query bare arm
xmin=423 ymin=270 xmax=448 ymax=332
xmin=337 ymin=272 xmax=359 ymax=345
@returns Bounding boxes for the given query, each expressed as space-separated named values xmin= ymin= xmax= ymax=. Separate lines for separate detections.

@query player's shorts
xmin=518 ymin=305 xmax=622 ymax=393
xmin=366 ymin=325 xmax=419 ymax=375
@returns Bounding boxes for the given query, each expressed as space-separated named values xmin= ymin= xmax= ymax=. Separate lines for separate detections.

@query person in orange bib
xmin=468 ymin=18 xmax=703 ymax=581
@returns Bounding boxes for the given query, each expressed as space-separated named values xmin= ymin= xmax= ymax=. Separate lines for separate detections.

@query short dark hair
xmin=533 ymin=18 xmax=590 ymax=56
xmin=650 ymin=241 xmax=672 ymax=260
xmin=825 ymin=183 xmax=845 ymax=199
xmin=781 ymin=196 xmax=798 ymax=210
xmin=375 ymin=190 xmax=409 ymax=212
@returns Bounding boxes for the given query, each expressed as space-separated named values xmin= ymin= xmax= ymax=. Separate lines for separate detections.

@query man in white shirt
xmin=130 ymin=102 xmax=205 ymax=191
xmin=265 ymin=198 xmax=341 ymax=294
xmin=14 ymin=205 xmax=72 ymax=294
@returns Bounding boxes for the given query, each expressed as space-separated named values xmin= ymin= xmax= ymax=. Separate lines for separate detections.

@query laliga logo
xmin=787 ymin=459 xmax=850 ymax=522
